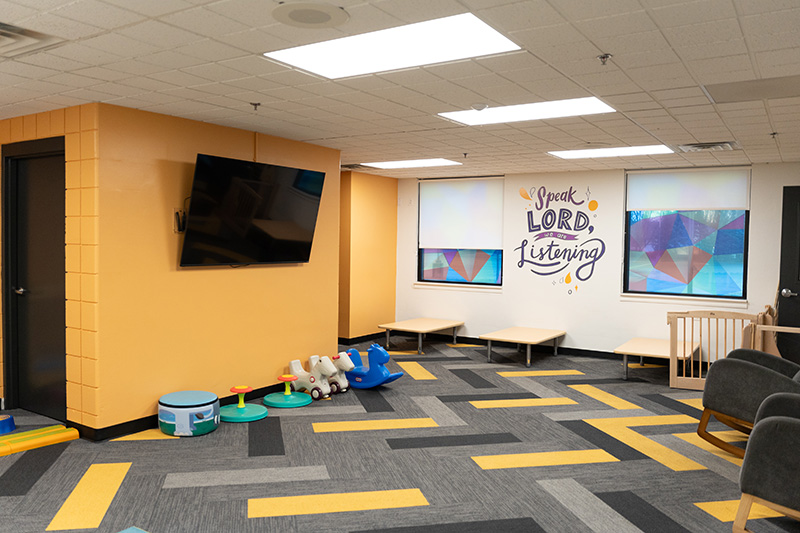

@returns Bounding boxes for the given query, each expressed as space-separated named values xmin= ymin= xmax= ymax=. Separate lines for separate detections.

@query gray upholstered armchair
xmin=698 ymin=348 xmax=800 ymax=458
xmin=733 ymin=392 xmax=800 ymax=532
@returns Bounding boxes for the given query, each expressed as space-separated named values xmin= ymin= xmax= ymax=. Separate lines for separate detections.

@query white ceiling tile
xmin=74 ymin=66 xmax=131 ymax=81
xmin=575 ymin=11 xmax=656 ymax=39
xmin=47 ymin=42 xmax=123 ymax=65
xmin=148 ymin=69 xmax=215 ymax=87
xmin=137 ymin=51 xmax=207 ymax=70
xmin=215 ymin=56 xmax=286 ymax=77
xmin=481 ymin=0 xmax=566 ymax=32
xmin=546 ymin=0 xmax=645 ymax=22
xmin=661 ymin=18 xmax=743 ymax=46
xmin=81 ymin=33 xmax=162 ymax=57
xmin=15 ymin=12 xmax=102 ymax=40
xmin=52 ymin=0 xmax=145 ymax=29
xmin=0 ymin=1 xmax=39 ymax=22
xmin=171 ymin=40 xmax=250 ymax=62
xmin=180 ymin=62 xmax=250 ymax=82
xmin=118 ymin=20 xmax=204 ymax=48
xmin=216 ymin=28 xmax=294 ymax=55
xmin=0 ymin=60 xmax=58 ymax=78
xmin=102 ymin=0 xmax=195 ymax=17
xmin=649 ymin=0 xmax=738 ymax=27
xmin=161 ymin=6 xmax=251 ymax=37
xmin=104 ymin=59 xmax=171 ymax=76
xmin=371 ymin=0 xmax=466 ymax=23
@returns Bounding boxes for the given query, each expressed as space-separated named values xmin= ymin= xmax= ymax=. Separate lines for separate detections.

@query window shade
xmin=626 ymin=168 xmax=750 ymax=211
xmin=418 ymin=178 xmax=503 ymax=249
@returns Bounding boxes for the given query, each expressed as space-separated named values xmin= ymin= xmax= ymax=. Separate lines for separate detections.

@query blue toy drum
xmin=158 ymin=391 xmax=219 ymax=437
xmin=0 ymin=414 xmax=15 ymax=435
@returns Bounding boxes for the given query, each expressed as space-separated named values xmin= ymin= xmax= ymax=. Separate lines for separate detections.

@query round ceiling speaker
xmin=272 ymin=2 xmax=350 ymax=29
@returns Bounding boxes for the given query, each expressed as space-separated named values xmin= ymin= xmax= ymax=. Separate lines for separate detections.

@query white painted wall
xmin=396 ymin=162 xmax=800 ymax=353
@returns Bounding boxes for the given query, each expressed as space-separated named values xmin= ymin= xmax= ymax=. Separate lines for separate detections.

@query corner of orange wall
xmin=341 ymin=171 xmax=398 ymax=338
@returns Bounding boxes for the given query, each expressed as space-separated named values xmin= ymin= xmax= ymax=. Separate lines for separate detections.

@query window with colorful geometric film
xmin=624 ymin=168 xmax=750 ymax=299
xmin=625 ymin=210 xmax=747 ymax=297
xmin=419 ymin=248 xmax=502 ymax=285
xmin=418 ymin=178 xmax=503 ymax=286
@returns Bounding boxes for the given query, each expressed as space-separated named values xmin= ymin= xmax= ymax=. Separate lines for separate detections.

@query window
xmin=418 ymin=178 xmax=503 ymax=286
xmin=624 ymin=168 xmax=750 ymax=298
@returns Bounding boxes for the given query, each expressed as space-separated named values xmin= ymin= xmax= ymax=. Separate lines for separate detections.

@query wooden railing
xmin=667 ymin=310 xmax=759 ymax=390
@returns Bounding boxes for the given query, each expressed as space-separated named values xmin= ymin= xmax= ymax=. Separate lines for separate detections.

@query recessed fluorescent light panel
xmin=439 ymin=97 xmax=615 ymax=126
xmin=548 ymin=145 xmax=674 ymax=159
xmin=263 ymin=13 xmax=519 ymax=79
xmin=362 ymin=158 xmax=462 ymax=169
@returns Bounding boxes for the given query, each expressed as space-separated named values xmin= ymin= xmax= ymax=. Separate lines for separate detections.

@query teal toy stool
xmin=220 ymin=385 xmax=268 ymax=422
xmin=158 ymin=390 xmax=219 ymax=436
xmin=263 ymin=374 xmax=312 ymax=408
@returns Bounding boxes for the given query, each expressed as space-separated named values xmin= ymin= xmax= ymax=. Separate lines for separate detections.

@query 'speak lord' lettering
xmin=517 ymin=182 xmax=605 ymax=284
xmin=535 ymin=185 xmax=584 ymax=210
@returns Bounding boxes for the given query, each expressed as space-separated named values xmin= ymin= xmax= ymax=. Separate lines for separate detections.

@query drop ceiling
xmin=0 ymin=0 xmax=798 ymax=178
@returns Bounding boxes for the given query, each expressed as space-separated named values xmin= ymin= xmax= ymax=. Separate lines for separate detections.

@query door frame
xmin=2 ymin=136 xmax=66 ymax=409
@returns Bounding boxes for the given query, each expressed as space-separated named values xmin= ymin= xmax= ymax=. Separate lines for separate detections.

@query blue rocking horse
xmin=344 ymin=344 xmax=404 ymax=389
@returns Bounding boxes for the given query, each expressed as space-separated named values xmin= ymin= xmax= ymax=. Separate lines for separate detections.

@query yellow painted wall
xmin=2 ymin=103 xmax=340 ymax=429
xmin=0 ymin=106 xmax=85 ymax=403
xmin=338 ymin=171 xmax=397 ymax=339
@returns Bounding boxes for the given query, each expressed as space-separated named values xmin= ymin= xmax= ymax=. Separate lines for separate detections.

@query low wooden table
xmin=378 ymin=318 xmax=464 ymax=355
xmin=480 ymin=327 xmax=566 ymax=367
xmin=613 ymin=337 xmax=698 ymax=380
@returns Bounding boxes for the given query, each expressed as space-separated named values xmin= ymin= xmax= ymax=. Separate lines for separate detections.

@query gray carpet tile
xmin=1 ymin=343 xmax=789 ymax=533
xmin=537 ymin=478 xmax=643 ymax=533
xmin=409 ymin=396 xmax=467 ymax=427
xmin=162 ymin=465 xmax=330 ymax=489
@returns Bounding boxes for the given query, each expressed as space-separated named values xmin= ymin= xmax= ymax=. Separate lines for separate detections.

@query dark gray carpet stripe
xmin=448 ymin=369 xmax=497 ymax=389
xmin=248 ymin=416 xmax=285 ymax=456
xmin=596 ymin=491 xmax=689 ymax=533
xmin=391 ymin=356 xmax=471 ymax=362
xmin=353 ymin=388 xmax=395 ymax=412
xmin=768 ymin=516 xmax=800 ymax=532
xmin=0 ymin=441 xmax=69 ymax=496
xmin=641 ymin=394 xmax=702 ymax=417
xmin=352 ymin=517 xmax=545 ymax=533
xmin=437 ymin=392 xmax=538 ymax=403
xmin=385 ymin=432 xmax=520 ymax=450
xmin=558 ymin=420 xmax=649 ymax=461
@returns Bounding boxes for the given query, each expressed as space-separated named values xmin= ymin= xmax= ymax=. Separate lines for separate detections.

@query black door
xmin=3 ymin=137 xmax=66 ymax=421
xmin=777 ymin=186 xmax=800 ymax=365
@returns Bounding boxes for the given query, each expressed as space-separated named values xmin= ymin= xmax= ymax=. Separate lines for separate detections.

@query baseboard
xmin=70 ymin=382 xmax=284 ymax=441
xmin=338 ymin=332 xmax=385 ymax=345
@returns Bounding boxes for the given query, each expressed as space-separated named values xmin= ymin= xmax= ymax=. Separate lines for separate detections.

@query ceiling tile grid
xmin=0 ymin=0 xmax=799 ymax=175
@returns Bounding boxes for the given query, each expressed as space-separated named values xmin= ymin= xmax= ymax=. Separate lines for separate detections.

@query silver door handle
xmin=13 ymin=287 xmax=28 ymax=295
xmin=781 ymin=288 xmax=798 ymax=298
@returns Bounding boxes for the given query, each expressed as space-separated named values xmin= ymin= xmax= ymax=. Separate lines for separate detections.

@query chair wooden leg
xmin=697 ymin=408 xmax=745 ymax=458
xmin=732 ymin=493 xmax=754 ymax=533
xmin=714 ymin=412 xmax=753 ymax=435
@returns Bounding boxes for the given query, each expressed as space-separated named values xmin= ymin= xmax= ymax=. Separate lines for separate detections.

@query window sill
xmin=413 ymin=282 xmax=503 ymax=294
xmin=619 ymin=292 xmax=749 ymax=309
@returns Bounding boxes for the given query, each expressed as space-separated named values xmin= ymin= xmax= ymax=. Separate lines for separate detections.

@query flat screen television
xmin=179 ymin=153 xmax=325 ymax=267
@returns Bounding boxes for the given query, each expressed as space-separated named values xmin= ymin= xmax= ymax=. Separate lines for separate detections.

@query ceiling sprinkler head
xmin=597 ymin=53 xmax=612 ymax=66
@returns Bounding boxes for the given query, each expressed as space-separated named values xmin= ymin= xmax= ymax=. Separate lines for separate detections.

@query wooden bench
xmin=480 ymin=327 xmax=566 ymax=367
xmin=378 ymin=318 xmax=464 ymax=354
xmin=614 ymin=337 xmax=699 ymax=380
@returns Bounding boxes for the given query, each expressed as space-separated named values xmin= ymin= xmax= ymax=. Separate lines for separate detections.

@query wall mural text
xmin=515 ymin=185 xmax=606 ymax=293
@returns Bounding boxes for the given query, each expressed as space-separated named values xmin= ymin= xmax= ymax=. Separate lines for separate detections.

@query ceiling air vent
xmin=677 ymin=141 xmax=740 ymax=153
xmin=341 ymin=163 xmax=367 ymax=170
xmin=0 ymin=23 xmax=64 ymax=59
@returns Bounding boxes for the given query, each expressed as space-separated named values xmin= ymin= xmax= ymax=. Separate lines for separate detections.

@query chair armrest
xmin=740 ymin=416 xmax=800 ymax=510
xmin=727 ymin=348 xmax=800 ymax=378
xmin=755 ymin=392 xmax=800 ymax=424
xmin=704 ymin=359 xmax=800 ymax=422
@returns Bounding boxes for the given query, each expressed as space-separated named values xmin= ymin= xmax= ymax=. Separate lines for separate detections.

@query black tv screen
xmin=179 ymin=154 xmax=325 ymax=267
